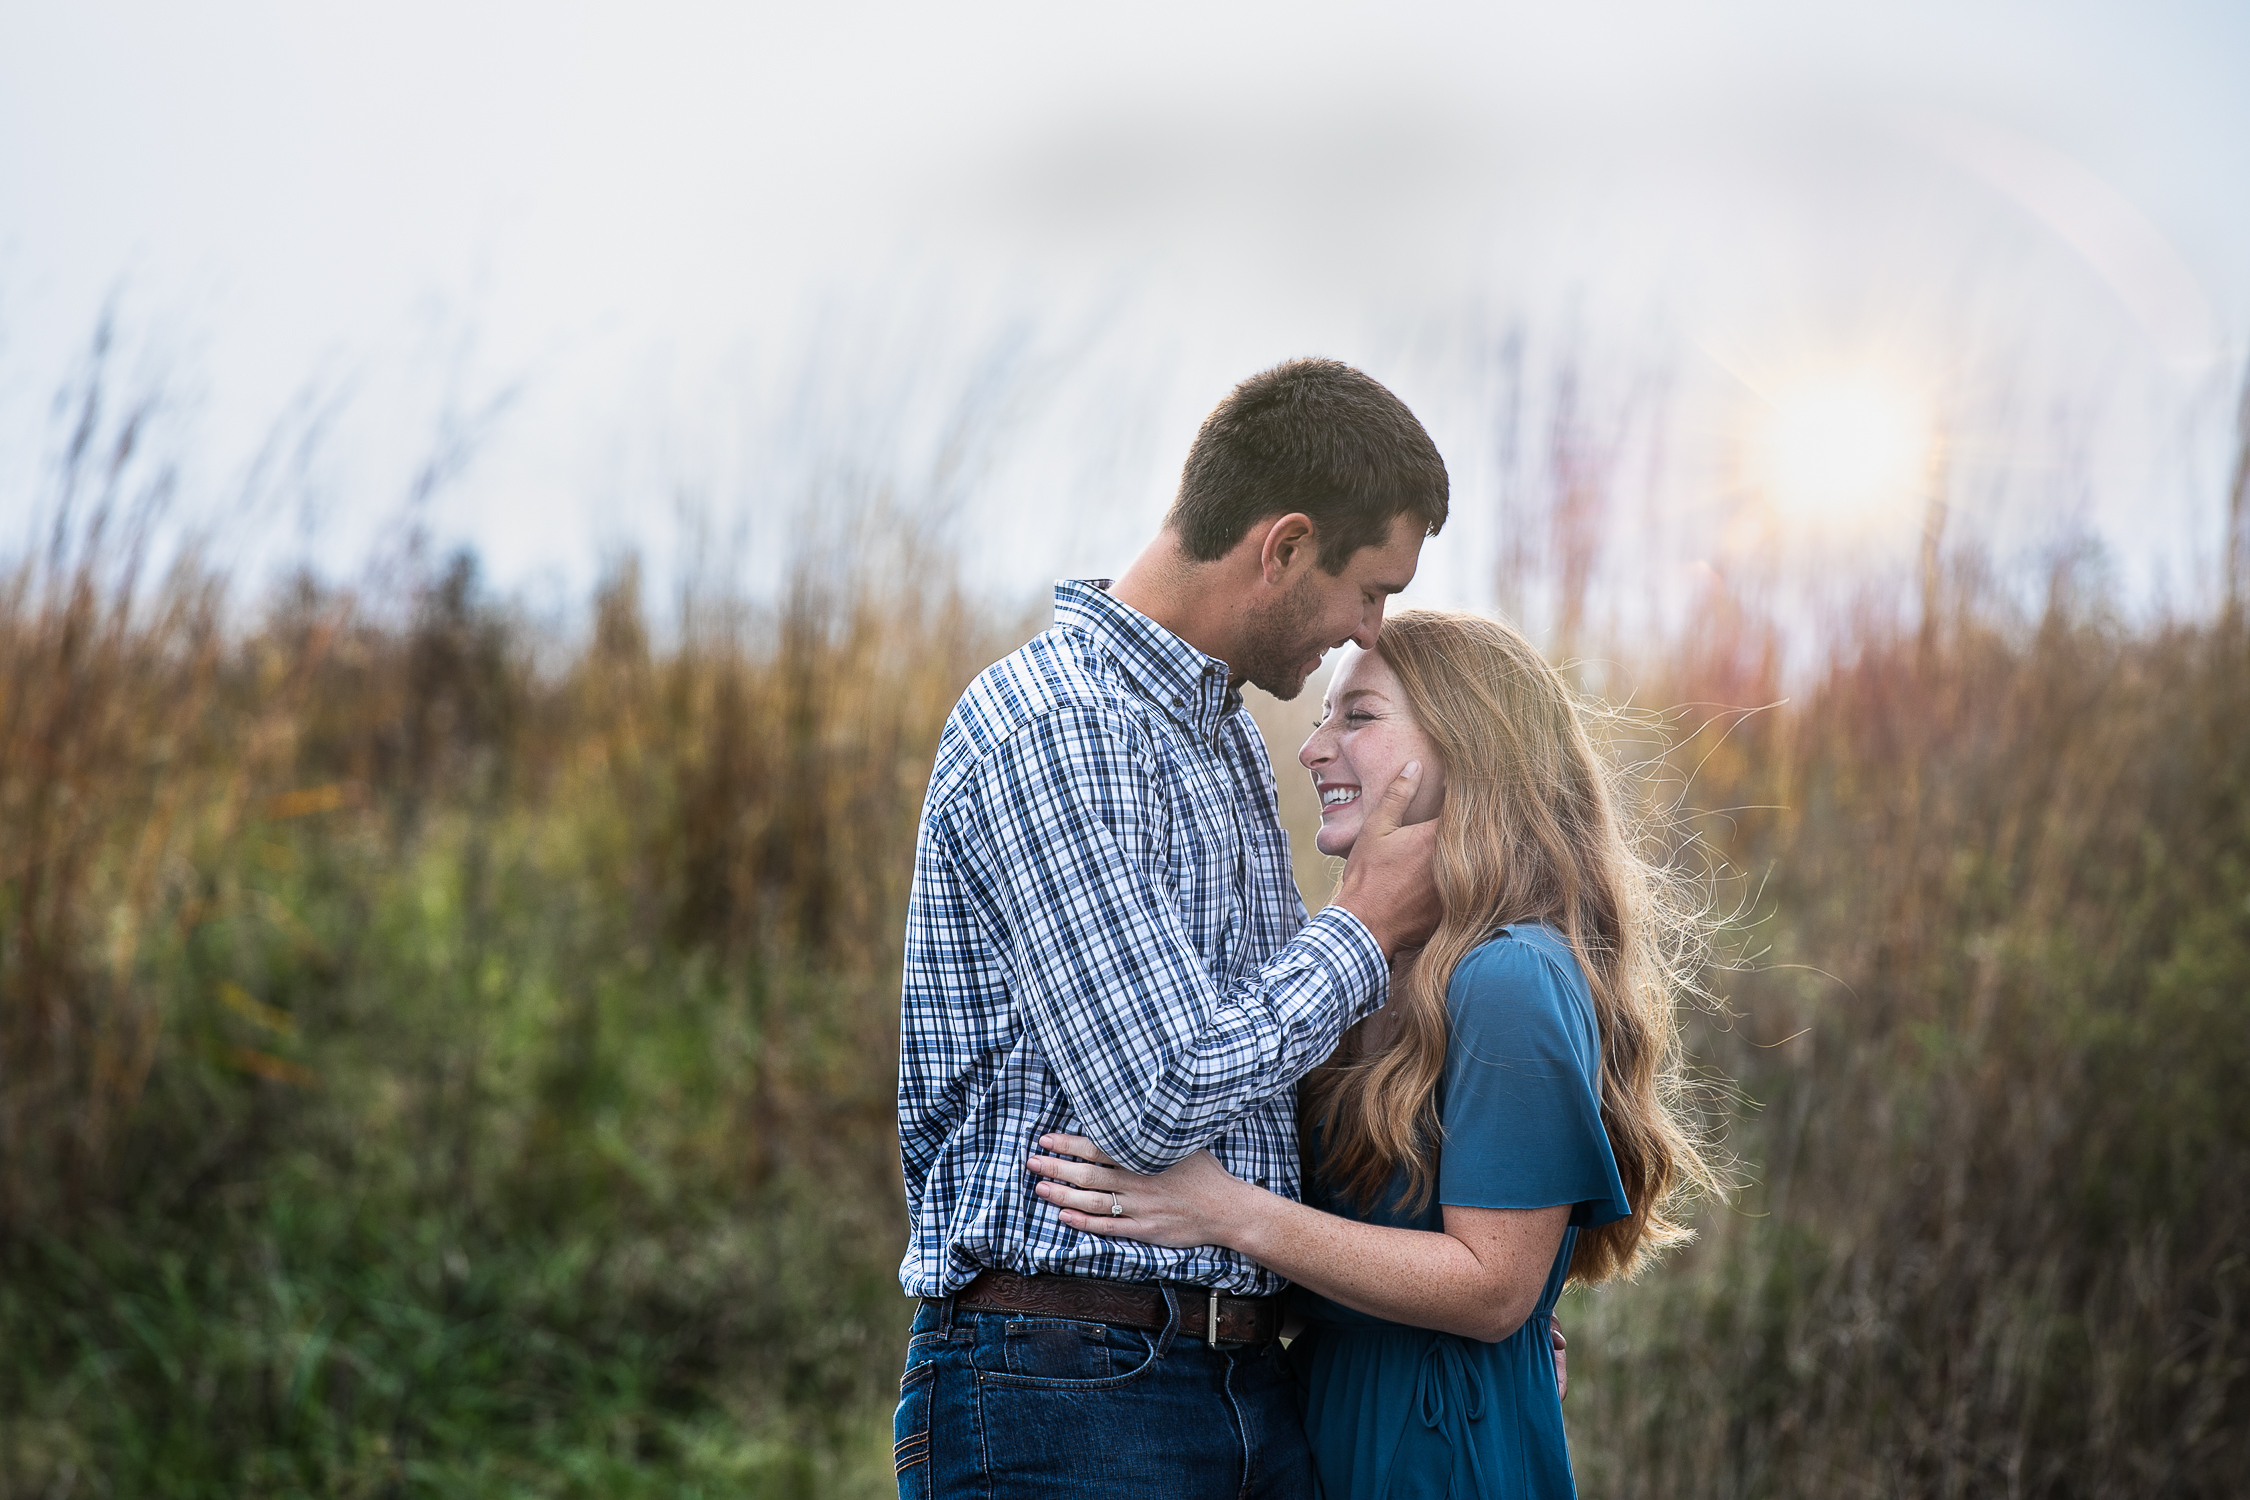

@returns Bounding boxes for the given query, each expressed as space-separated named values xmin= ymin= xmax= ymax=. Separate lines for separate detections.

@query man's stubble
xmin=1232 ymin=571 xmax=1326 ymax=702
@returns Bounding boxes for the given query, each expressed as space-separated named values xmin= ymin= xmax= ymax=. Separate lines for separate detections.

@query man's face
xmin=1234 ymin=513 xmax=1424 ymax=700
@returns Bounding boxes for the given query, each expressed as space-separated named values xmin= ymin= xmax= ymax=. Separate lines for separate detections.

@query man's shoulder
xmin=928 ymin=627 xmax=1156 ymax=804
xmin=953 ymin=625 xmax=1141 ymax=738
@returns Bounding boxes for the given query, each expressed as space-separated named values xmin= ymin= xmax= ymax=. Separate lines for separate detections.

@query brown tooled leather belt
xmin=951 ymin=1269 xmax=1284 ymax=1346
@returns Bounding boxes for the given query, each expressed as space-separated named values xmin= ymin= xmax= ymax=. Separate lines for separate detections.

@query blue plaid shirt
xmin=897 ymin=579 xmax=1390 ymax=1297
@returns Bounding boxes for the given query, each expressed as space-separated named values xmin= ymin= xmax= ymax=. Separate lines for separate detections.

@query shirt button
xmin=1171 ymin=696 xmax=1183 ymax=706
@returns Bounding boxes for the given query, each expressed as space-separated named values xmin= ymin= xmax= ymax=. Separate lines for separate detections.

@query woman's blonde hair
xmin=1299 ymin=608 xmax=1721 ymax=1284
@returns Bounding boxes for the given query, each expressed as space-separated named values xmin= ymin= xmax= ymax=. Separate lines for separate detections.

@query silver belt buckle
xmin=1207 ymin=1288 xmax=1237 ymax=1349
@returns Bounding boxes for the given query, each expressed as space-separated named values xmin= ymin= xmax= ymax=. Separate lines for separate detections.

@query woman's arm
xmin=1029 ymin=1133 xmax=1569 ymax=1345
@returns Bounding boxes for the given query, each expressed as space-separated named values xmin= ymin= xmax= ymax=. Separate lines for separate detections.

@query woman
xmin=1028 ymin=609 xmax=1719 ymax=1498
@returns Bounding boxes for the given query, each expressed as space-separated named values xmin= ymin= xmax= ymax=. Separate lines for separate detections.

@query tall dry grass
xmin=1557 ymin=559 xmax=2250 ymax=1498
xmin=2 ymin=338 xmax=2245 ymax=1495
xmin=0 ymin=371 xmax=1020 ymax=1488
xmin=0 ymin=349 xmax=316 ymax=1234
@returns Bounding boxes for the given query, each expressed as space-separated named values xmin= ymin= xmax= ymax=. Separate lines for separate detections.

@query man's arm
xmin=945 ymin=702 xmax=1432 ymax=1173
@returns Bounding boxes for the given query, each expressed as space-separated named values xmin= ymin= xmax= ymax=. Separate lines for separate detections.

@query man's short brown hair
xmin=1166 ymin=358 xmax=1449 ymax=573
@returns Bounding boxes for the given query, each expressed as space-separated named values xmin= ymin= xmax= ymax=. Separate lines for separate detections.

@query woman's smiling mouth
xmin=1318 ymin=783 xmax=1362 ymax=810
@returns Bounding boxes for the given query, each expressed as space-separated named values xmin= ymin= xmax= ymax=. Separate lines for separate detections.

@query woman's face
xmin=1298 ymin=646 xmax=1447 ymax=858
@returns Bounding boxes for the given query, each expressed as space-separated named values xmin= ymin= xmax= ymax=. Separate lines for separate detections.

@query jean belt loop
xmin=936 ymin=1292 xmax=956 ymax=1340
xmin=1154 ymin=1283 xmax=1182 ymax=1360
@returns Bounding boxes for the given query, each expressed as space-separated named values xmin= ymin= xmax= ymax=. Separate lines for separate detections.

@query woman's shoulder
xmin=1444 ymin=926 xmax=1597 ymax=1048
xmin=1448 ymin=923 xmax=1589 ymax=1002
xmin=1430 ymin=925 xmax=1618 ymax=1206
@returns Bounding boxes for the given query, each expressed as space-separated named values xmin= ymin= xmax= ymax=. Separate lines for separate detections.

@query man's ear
xmin=1256 ymin=513 xmax=1318 ymax=586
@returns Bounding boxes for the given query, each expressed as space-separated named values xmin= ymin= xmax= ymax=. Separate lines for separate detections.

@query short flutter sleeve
xmin=1435 ymin=925 xmax=1631 ymax=1228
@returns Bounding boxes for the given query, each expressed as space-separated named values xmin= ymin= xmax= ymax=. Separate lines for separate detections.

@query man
xmin=894 ymin=358 xmax=1448 ymax=1498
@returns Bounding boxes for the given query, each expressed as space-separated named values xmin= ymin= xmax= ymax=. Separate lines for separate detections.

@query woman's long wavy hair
xmin=1299 ymin=609 xmax=1723 ymax=1284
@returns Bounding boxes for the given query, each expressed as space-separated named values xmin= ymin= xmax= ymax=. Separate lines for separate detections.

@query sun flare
xmin=1751 ymin=377 xmax=1934 ymax=527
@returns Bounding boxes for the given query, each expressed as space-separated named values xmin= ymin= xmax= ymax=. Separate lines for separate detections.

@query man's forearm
xmin=1057 ymin=908 xmax=1387 ymax=1171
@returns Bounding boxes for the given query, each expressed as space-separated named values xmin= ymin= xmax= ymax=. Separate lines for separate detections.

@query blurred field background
xmin=3 ymin=319 xmax=2245 ymax=1497
xmin=6 ymin=4 xmax=2250 ymax=1497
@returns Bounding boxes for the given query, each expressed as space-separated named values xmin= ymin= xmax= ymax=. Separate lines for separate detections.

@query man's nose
xmin=1349 ymin=599 xmax=1386 ymax=651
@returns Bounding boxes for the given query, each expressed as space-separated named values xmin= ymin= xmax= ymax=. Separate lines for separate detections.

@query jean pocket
xmin=977 ymin=1319 xmax=1158 ymax=1390
xmin=894 ymin=1361 xmax=936 ymax=1495
xmin=1001 ymin=1318 xmax=1116 ymax=1380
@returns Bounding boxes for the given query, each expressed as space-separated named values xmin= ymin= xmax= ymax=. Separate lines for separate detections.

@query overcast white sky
xmin=3 ymin=0 xmax=2246 ymax=625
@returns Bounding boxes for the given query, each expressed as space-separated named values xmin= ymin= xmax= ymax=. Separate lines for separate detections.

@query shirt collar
xmin=1053 ymin=578 xmax=1241 ymax=740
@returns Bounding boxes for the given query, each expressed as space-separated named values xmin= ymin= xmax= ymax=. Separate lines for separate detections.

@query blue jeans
xmin=893 ymin=1290 xmax=1318 ymax=1499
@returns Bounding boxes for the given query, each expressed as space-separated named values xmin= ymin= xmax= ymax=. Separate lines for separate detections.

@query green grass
xmin=3 ymin=799 xmax=915 ymax=1496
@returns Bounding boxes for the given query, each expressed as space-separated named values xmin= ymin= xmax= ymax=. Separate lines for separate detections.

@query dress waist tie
xmin=1409 ymin=1335 xmax=1493 ymax=1497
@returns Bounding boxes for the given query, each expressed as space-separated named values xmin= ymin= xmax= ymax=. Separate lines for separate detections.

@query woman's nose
xmin=1299 ymin=729 xmax=1332 ymax=770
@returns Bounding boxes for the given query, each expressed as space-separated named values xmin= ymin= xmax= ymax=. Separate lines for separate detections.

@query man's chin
xmin=1248 ymin=666 xmax=1313 ymax=701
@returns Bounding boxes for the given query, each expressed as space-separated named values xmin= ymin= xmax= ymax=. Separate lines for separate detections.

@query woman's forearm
xmin=1027 ymin=1134 xmax=1567 ymax=1342
xmin=1213 ymin=1181 xmax=1563 ymax=1343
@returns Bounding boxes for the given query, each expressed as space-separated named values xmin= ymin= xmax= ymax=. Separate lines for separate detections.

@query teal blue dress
xmin=1290 ymin=924 xmax=1630 ymax=1499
